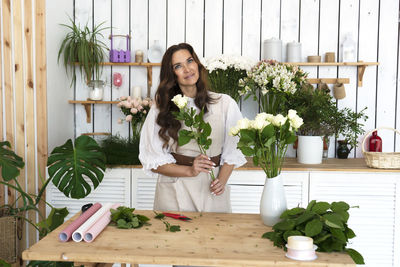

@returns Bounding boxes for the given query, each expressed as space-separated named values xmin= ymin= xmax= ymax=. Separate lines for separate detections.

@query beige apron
xmin=153 ymin=103 xmax=231 ymax=213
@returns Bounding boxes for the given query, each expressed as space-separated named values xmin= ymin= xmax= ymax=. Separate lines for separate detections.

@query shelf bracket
xmin=357 ymin=62 xmax=366 ymax=87
xmin=147 ymin=66 xmax=153 ymax=97
xmin=82 ymin=103 xmax=91 ymax=123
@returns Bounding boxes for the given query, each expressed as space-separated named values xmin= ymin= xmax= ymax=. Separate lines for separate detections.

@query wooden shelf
xmin=81 ymin=132 xmax=111 ymax=136
xmin=69 ymin=100 xmax=119 ymax=123
xmin=283 ymin=61 xmax=379 ymax=86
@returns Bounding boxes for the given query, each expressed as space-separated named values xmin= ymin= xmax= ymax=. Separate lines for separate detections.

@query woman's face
xmin=171 ymin=49 xmax=199 ymax=91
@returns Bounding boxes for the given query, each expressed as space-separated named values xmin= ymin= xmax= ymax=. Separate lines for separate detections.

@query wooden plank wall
xmin=65 ymin=0 xmax=399 ymax=158
xmin=0 ymin=0 xmax=47 ymax=263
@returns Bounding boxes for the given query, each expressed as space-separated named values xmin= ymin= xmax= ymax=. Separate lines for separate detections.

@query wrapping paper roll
xmin=83 ymin=203 xmax=121 ymax=243
xmin=72 ymin=203 xmax=113 ymax=242
xmin=58 ymin=203 xmax=102 ymax=242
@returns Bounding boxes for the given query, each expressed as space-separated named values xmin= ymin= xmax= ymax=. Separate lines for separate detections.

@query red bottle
xmin=369 ymin=131 xmax=382 ymax=152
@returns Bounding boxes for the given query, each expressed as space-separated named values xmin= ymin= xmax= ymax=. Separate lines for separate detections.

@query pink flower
xmin=143 ymin=110 xmax=147 ymax=114
xmin=132 ymin=98 xmax=140 ymax=108
xmin=123 ymin=101 xmax=132 ymax=108
xmin=142 ymin=99 xmax=149 ymax=106
xmin=120 ymin=96 xmax=127 ymax=101
xmin=130 ymin=108 xmax=138 ymax=114
xmin=127 ymin=96 xmax=132 ymax=102
xmin=117 ymin=102 xmax=123 ymax=107
xmin=117 ymin=118 xmax=123 ymax=124
xmin=137 ymin=105 xmax=143 ymax=111
xmin=126 ymin=115 xmax=133 ymax=121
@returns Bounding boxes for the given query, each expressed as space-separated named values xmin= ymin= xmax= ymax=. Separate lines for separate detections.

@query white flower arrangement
xmin=230 ymin=110 xmax=303 ymax=178
xmin=203 ymin=54 xmax=256 ymax=102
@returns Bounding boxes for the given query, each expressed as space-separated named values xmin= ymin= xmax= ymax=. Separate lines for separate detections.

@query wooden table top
xmin=23 ymin=210 xmax=355 ymax=266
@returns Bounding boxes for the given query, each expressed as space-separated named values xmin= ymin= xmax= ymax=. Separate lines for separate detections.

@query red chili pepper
xmin=162 ymin=212 xmax=192 ymax=221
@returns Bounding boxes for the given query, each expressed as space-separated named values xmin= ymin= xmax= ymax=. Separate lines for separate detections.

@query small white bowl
xmin=285 ymin=244 xmax=318 ymax=261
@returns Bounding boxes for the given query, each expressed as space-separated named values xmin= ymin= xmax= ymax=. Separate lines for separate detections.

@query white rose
xmin=290 ymin=116 xmax=304 ymax=130
xmin=237 ymin=118 xmax=251 ymax=130
xmin=287 ymin=109 xmax=297 ymax=120
xmin=229 ymin=126 xmax=240 ymax=136
xmin=252 ymin=116 xmax=270 ymax=130
xmin=271 ymin=114 xmax=287 ymax=127
xmin=171 ymin=94 xmax=188 ymax=109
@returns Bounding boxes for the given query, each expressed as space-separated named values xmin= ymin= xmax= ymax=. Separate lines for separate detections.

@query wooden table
xmin=23 ymin=210 xmax=355 ymax=267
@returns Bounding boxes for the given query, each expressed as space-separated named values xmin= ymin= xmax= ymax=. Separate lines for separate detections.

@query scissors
xmin=162 ymin=212 xmax=192 ymax=221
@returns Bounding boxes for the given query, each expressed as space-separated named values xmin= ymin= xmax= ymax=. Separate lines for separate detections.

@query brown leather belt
xmin=171 ymin=153 xmax=221 ymax=167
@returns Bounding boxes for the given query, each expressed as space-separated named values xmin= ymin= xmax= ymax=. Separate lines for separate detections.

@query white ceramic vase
xmin=297 ymin=135 xmax=323 ymax=164
xmin=260 ymin=174 xmax=287 ymax=226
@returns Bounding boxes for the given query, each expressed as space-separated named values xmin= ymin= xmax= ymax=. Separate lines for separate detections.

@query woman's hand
xmin=210 ymin=178 xmax=227 ymax=196
xmin=190 ymin=154 xmax=215 ymax=177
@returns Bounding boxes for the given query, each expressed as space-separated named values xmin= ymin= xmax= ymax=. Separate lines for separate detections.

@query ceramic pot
xmin=297 ymin=136 xmax=323 ymax=164
xmin=337 ymin=140 xmax=350 ymax=159
xmin=88 ymin=80 xmax=105 ymax=101
xmin=260 ymin=174 xmax=287 ymax=226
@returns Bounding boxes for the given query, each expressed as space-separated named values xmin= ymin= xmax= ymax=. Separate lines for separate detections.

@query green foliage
xmin=0 ymin=141 xmax=25 ymax=181
xmin=208 ymin=67 xmax=247 ymax=102
xmin=287 ymin=84 xmax=339 ymax=136
xmin=47 ymin=135 xmax=106 ymax=199
xmin=0 ymin=259 xmax=11 ymax=267
xmin=154 ymin=211 xmax=181 ymax=232
xmin=110 ymin=206 xmax=150 ymax=229
xmin=262 ymin=200 xmax=364 ymax=265
xmin=57 ymin=17 xmax=108 ymax=85
xmin=172 ymin=106 xmax=215 ymax=180
xmin=100 ymin=135 xmax=140 ymax=165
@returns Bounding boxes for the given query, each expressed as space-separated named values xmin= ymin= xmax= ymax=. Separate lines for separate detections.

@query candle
xmin=263 ymin=38 xmax=282 ymax=61
xmin=287 ymin=236 xmax=313 ymax=250
xmin=132 ymin=86 xmax=142 ymax=99
xmin=287 ymin=41 xmax=302 ymax=62
xmin=135 ymin=50 xmax=144 ymax=63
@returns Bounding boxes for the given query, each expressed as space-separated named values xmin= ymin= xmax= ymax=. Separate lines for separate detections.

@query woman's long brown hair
xmin=155 ymin=43 xmax=215 ymax=148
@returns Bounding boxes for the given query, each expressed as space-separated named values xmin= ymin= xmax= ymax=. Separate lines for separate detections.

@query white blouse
xmin=139 ymin=92 xmax=247 ymax=177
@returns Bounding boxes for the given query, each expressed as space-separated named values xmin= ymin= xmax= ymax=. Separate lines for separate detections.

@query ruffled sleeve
xmin=139 ymin=105 xmax=176 ymax=177
xmin=220 ymin=95 xmax=247 ymax=168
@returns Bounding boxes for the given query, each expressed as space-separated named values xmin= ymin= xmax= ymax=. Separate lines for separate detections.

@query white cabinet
xmin=309 ymin=171 xmax=400 ymax=267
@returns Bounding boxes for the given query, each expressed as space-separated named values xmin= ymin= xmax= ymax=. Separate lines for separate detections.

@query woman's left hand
xmin=210 ymin=178 xmax=226 ymax=196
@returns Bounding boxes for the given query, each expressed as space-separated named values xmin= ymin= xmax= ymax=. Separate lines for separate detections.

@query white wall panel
xmin=204 ymin=0 xmax=222 ymax=57
xmin=223 ymin=0 xmax=241 ymax=54
xmin=280 ymin=0 xmax=299 ymax=62
xmin=186 ymin=0 xmax=204 ymax=56
xmin=167 ymin=0 xmax=185 ymax=47
xmin=376 ymin=0 xmax=399 ymax=153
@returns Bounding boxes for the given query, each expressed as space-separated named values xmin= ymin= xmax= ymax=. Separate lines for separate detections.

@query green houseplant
xmin=0 ymin=135 xmax=106 ymax=265
xmin=58 ymin=17 xmax=108 ymax=85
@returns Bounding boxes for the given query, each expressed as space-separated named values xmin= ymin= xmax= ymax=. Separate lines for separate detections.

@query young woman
xmin=139 ymin=43 xmax=246 ymax=213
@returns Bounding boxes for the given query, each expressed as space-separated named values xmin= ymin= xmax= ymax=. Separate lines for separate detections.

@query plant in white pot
xmin=230 ymin=110 xmax=303 ymax=226
xmin=287 ymin=84 xmax=339 ymax=164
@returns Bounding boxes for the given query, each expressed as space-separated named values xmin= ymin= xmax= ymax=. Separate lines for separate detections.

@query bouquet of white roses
xmin=239 ymin=60 xmax=308 ymax=114
xmin=171 ymin=94 xmax=215 ymax=180
xmin=230 ymin=110 xmax=303 ymax=178
xmin=117 ymin=96 xmax=153 ymax=136
xmin=203 ymin=54 xmax=256 ymax=102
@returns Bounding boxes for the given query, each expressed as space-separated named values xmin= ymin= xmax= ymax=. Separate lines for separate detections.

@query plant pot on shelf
xmin=88 ymin=80 xmax=105 ymax=101
xmin=297 ymin=136 xmax=323 ymax=164
xmin=260 ymin=174 xmax=287 ymax=226
xmin=337 ymin=140 xmax=350 ymax=159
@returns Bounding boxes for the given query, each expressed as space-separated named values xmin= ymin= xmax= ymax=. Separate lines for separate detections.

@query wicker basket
xmin=0 ymin=216 xmax=18 ymax=263
xmin=362 ymin=127 xmax=400 ymax=169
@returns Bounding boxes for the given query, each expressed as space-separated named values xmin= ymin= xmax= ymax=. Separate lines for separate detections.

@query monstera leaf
xmin=0 ymin=141 xmax=25 ymax=182
xmin=47 ymin=135 xmax=106 ymax=199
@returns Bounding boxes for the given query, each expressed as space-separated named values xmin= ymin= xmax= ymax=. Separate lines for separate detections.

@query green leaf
xmin=331 ymin=201 xmax=350 ymax=212
xmin=330 ymin=228 xmax=347 ymax=242
xmin=323 ymin=213 xmax=344 ymax=229
xmin=117 ymin=219 xmax=130 ymax=229
xmin=239 ymin=129 xmax=256 ymax=143
xmin=0 ymin=259 xmax=11 ymax=267
xmin=239 ymin=146 xmax=254 ymax=156
xmin=336 ymin=210 xmax=349 ymax=222
xmin=169 ymin=225 xmax=181 ymax=232
xmin=285 ymin=134 xmax=297 ymax=144
xmin=203 ymin=122 xmax=212 ymax=137
xmin=287 ymin=207 xmax=305 ymax=216
xmin=37 ymin=207 xmax=69 ymax=237
xmin=261 ymin=124 xmax=275 ymax=139
xmin=261 ymin=231 xmax=275 ymax=240
xmin=178 ymin=132 xmax=192 ymax=146
xmin=295 ymin=211 xmax=315 ymax=225
xmin=313 ymin=233 xmax=331 ymax=244
xmin=345 ymin=227 xmax=356 ymax=239
xmin=47 ymin=135 xmax=105 ymax=199
xmin=283 ymin=230 xmax=302 ymax=241
xmin=252 ymin=155 xmax=259 ymax=166
xmin=345 ymin=248 xmax=365 ymax=265
xmin=305 ymin=219 xmax=323 ymax=237
xmin=0 ymin=141 xmax=25 ymax=182
xmin=311 ymin=201 xmax=330 ymax=214
xmin=273 ymin=220 xmax=295 ymax=231
xmin=306 ymin=200 xmax=316 ymax=211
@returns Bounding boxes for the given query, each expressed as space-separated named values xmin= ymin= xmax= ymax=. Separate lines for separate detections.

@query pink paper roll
xmin=83 ymin=203 xmax=121 ymax=243
xmin=59 ymin=203 xmax=102 ymax=242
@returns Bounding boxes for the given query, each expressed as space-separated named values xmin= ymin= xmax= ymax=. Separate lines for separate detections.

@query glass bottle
xmin=337 ymin=140 xmax=350 ymax=159
xmin=369 ymin=131 xmax=382 ymax=152
xmin=341 ymin=34 xmax=356 ymax=62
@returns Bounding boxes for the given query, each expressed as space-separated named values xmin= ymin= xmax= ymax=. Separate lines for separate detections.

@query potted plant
xmin=287 ymin=84 xmax=339 ymax=164
xmin=0 ymin=135 xmax=106 ymax=265
xmin=333 ymin=107 xmax=368 ymax=159
xmin=57 ymin=17 xmax=108 ymax=100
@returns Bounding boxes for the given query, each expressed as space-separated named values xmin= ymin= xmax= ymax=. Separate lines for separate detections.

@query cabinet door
xmin=46 ymin=168 xmax=131 ymax=220
xmin=309 ymin=172 xmax=400 ymax=267
xmin=228 ymin=170 xmax=309 ymax=213
xmin=131 ymin=168 xmax=157 ymax=210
